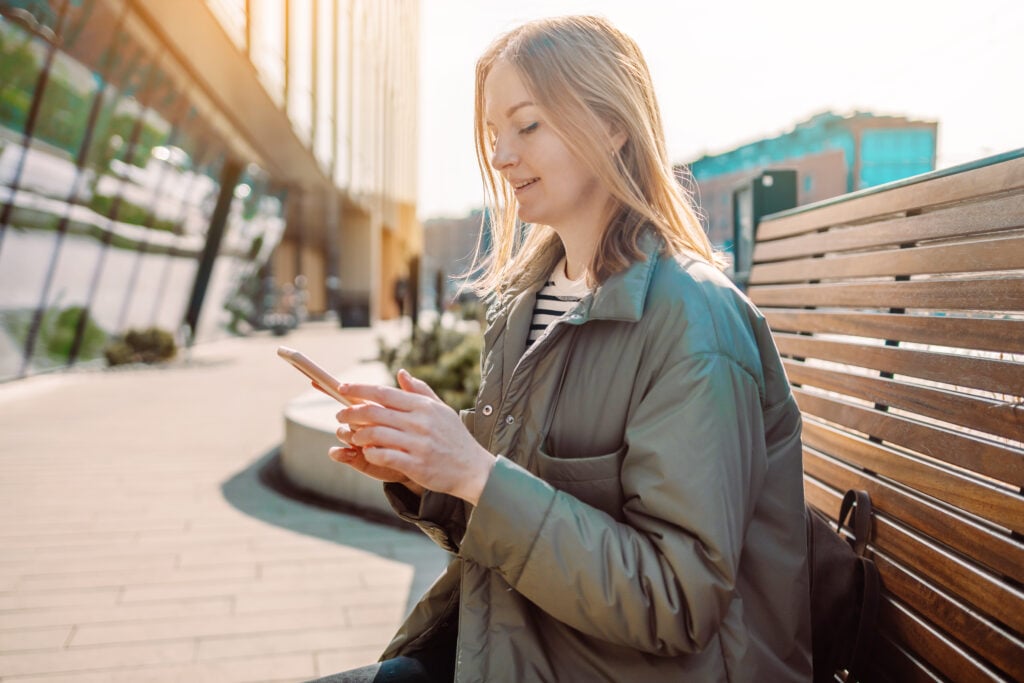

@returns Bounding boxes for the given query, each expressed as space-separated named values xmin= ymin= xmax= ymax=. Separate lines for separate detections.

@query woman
xmin=315 ymin=15 xmax=811 ymax=683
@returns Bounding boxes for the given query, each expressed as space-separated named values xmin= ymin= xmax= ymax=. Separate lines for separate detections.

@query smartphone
xmin=277 ymin=346 xmax=354 ymax=406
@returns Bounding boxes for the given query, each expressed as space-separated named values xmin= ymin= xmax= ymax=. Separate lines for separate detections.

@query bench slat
xmin=878 ymin=598 xmax=1007 ymax=683
xmin=870 ymin=634 xmax=945 ymax=683
xmin=801 ymin=422 xmax=1024 ymax=533
xmin=750 ymin=235 xmax=1024 ymax=284
xmin=775 ymin=333 xmax=1024 ymax=397
xmin=803 ymin=449 xmax=1024 ymax=581
xmin=874 ymin=514 xmax=1024 ymax=636
xmin=764 ymin=310 xmax=1024 ymax=355
xmin=749 ymin=277 xmax=1024 ymax=312
xmin=793 ymin=390 xmax=1022 ymax=488
xmin=752 ymin=191 xmax=1024 ymax=262
xmin=756 ymin=154 xmax=1024 ymax=241
xmin=785 ymin=362 xmax=1023 ymax=444
xmin=873 ymin=555 xmax=1024 ymax=682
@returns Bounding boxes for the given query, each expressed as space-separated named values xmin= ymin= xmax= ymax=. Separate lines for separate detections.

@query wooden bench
xmin=747 ymin=150 xmax=1024 ymax=682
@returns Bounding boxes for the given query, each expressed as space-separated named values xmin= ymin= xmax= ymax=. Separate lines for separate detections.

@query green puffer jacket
xmin=382 ymin=232 xmax=812 ymax=682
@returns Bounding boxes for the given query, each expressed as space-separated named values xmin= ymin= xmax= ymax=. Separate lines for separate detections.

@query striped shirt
xmin=527 ymin=258 xmax=590 ymax=348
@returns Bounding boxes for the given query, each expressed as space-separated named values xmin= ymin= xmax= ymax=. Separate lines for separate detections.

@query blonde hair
xmin=470 ymin=15 xmax=718 ymax=295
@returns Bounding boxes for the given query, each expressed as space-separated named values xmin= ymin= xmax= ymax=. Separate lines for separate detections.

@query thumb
xmin=397 ymin=368 xmax=440 ymax=400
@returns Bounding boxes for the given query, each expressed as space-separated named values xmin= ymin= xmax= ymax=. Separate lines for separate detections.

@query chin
xmin=515 ymin=207 xmax=538 ymax=224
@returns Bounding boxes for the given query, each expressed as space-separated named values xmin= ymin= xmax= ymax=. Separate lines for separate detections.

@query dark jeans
xmin=306 ymin=619 xmax=457 ymax=683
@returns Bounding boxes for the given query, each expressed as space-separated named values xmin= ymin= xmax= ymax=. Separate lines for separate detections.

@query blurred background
xmin=0 ymin=0 xmax=1021 ymax=382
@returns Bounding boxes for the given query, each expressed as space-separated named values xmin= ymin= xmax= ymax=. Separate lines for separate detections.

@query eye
xmin=519 ymin=122 xmax=539 ymax=135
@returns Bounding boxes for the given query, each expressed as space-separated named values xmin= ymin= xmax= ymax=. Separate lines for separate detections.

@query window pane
xmin=287 ymin=0 xmax=313 ymax=144
xmin=249 ymin=0 xmax=285 ymax=107
xmin=314 ymin=0 xmax=334 ymax=170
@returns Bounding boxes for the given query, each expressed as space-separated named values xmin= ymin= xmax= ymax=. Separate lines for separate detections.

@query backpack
xmin=806 ymin=489 xmax=881 ymax=683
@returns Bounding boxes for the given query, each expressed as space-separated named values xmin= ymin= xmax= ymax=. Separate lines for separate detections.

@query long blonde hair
xmin=470 ymin=15 xmax=717 ymax=296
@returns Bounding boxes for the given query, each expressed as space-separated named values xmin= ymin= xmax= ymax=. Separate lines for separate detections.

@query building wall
xmin=692 ymin=148 xmax=847 ymax=245
xmin=680 ymin=111 xmax=937 ymax=249
xmin=0 ymin=0 xmax=285 ymax=381
xmin=255 ymin=0 xmax=421 ymax=323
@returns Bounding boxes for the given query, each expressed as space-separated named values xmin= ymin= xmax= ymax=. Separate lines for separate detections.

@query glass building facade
xmin=0 ymin=0 xmax=420 ymax=381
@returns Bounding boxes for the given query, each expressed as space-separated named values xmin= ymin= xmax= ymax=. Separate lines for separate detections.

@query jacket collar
xmin=485 ymin=228 xmax=663 ymax=335
xmin=579 ymin=230 xmax=662 ymax=323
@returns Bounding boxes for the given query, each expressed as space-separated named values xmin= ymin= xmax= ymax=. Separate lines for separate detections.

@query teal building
xmin=680 ymin=111 xmax=937 ymax=247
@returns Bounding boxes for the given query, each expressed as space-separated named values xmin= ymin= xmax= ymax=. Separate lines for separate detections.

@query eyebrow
xmin=485 ymin=100 xmax=536 ymax=126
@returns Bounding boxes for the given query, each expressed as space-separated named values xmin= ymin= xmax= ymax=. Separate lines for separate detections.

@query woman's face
xmin=483 ymin=59 xmax=610 ymax=233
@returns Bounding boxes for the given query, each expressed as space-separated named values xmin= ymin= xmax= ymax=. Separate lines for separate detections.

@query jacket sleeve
xmin=383 ymin=409 xmax=475 ymax=552
xmin=458 ymin=352 xmax=769 ymax=656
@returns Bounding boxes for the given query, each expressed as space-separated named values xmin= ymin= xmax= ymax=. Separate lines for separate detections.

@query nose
xmin=490 ymin=136 xmax=517 ymax=171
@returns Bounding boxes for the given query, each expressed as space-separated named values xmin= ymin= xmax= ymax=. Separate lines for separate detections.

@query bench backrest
xmin=748 ymin=151 xmax=1024 ymax=682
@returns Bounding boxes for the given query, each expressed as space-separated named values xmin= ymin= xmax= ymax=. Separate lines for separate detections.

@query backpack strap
xmin=838 ymin=489 xmax=873 ymax=556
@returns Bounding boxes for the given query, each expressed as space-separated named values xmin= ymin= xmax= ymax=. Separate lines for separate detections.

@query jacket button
xmin=482 ymin=405 xmax=493 ymax=416
xmin=505 ymin=415 xmax=515 ymax=425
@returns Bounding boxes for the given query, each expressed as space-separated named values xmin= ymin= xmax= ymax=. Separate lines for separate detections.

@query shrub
xmin=0 ymin=306 xmax=107 ymax=363
xmin=104 ymin=327 xmax=177 ymax=366
xmin=378 ymin=320 xmax=482 ymax=411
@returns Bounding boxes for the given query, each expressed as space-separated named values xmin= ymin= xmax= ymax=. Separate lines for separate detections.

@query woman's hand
xmin=334 ymin=369 xmax=496 ymax=505
xmin=313 ymin=381 xmax=425 ymax=496
xmin=328 ymin=428 xmax=426 ymax=497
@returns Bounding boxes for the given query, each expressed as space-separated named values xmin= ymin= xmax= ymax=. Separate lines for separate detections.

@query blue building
xmin=678 ymin=111 xmax=937 ymax=247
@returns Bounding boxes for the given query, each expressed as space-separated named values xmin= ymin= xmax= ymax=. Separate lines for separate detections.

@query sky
xmin=416 ymin=0 xmax=1024 ymax=219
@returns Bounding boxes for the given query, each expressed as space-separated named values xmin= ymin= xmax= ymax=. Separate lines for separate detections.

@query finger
xmin=397 ymin=368 xmax=441 ymax=401
xmin=335 ymin=424 xmax=356 ymax=444
xmin=328 ymin=446 xmax=358 ymax=462
xmin=337 ymin=403 xmax=418 ymax=431
xmin=311 ymin=380 xmax=328 ymax=396
xmin=347 ymin=424 xmax=421 ymax=452
xmin=337 ymin=382 xmax=423 ymax=411
xmin=362 ymin=445 xmax=417 ymax=475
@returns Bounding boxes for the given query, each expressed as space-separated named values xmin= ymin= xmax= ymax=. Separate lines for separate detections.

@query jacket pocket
xmin=536 ymin=444 xmax=626 ymax=521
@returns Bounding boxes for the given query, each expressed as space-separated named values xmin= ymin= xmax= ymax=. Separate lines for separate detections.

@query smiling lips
xmin=513 ymin=178 xmax=539 ymax=192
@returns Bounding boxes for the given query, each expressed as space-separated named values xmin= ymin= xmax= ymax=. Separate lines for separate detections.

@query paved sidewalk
xmin=0 ymin=322 xmax=448 ymax=682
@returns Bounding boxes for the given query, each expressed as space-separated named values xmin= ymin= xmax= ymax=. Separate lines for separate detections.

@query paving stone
xmin=0 ymin=626 xmax=71 ymax=652
xmin=70 ymin=607 xmax=351 ymax=647
xmin=0 ymin=597 xmax=231 ymax=630
xmin=0 ymin=588 xmax=120 ymax=611
xmin=0 ymin=639 xmax=195 ymax=676
xmin=0 ymin=652 xmax=316 ymax=682
xmin=14 ymin=561 xmax=258 ymax=592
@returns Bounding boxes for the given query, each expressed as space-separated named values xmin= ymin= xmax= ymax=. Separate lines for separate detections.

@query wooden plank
xmin=764 ymin=309 xmax=1024 ymax=355
xmin=869 ymin=634 xmax=946 ymax=683
xmin=877 ymin=598 xmax=1006 ymax=683
xmin=752 ymin=191 xmax=1024 ymax=262
xmin=803 ymin=449 xmax=1024 ymax=581
xmin=756 ymin=154 xmax=1024 ymax=241
xmin=872 ymin=554 xmax=1024 ymax=682
xmin=792 ymin=389 xmax=1023 ymax=488
xmin=750 ymin=235 xmax=1024 ymax=284
xmin=749 ymin=277 xmax=1024 ymax=312
xmin=801 ymin=421 xmax=1024 ymax=533
xmin=773 ymin=333 xmax=1024 ymax=397
xmin=785 ymin=362 xmax=1024 ymax=444
xmin=872 ymin=513 xmax=1024 ymax=634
